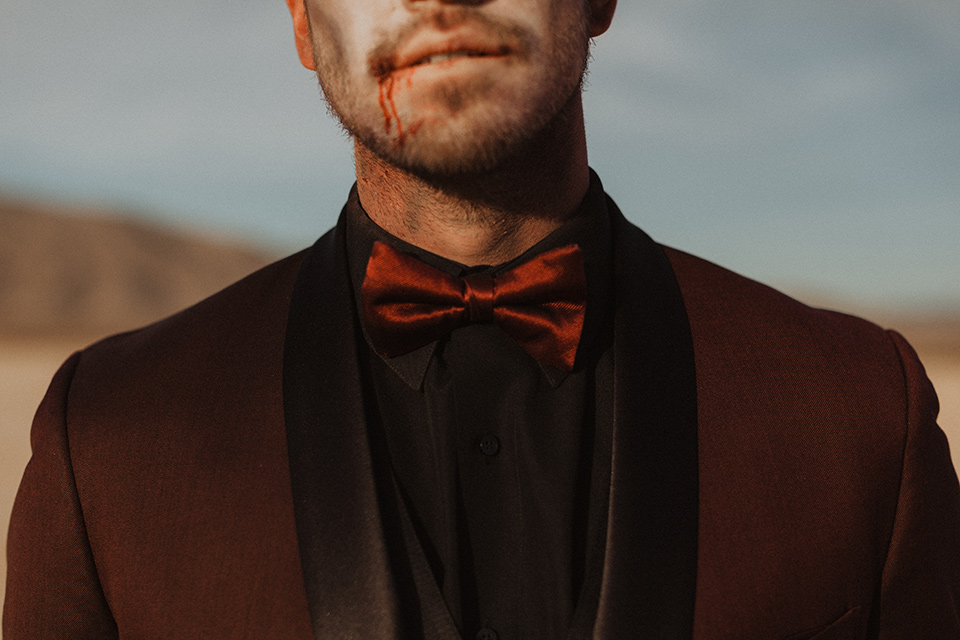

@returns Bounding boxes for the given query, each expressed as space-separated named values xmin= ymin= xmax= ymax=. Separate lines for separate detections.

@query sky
xmin=1 ymin=0 xmax=958 ymax=312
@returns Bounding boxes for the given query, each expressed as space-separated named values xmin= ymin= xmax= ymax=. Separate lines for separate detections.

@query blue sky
xmin=1 ymin=0 xmax=958 ymax=311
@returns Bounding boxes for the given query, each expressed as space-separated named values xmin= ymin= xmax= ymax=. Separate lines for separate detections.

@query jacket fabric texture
xmin=5 ymin=197 xmax=959 ymax=639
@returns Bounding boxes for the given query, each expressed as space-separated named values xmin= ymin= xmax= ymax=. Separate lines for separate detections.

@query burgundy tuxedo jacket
xmin=6 ymin=200 xmax=960 ymax=639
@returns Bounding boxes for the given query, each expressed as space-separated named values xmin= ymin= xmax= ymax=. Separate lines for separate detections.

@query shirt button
xmin=476 ymin=628 xmax=498 ymax=640
xmin=479 ymin=435 xmax=501 ymax=456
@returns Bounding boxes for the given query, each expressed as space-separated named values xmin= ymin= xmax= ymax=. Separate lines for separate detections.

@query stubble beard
xmin=310 ymin=8 xmax=592 ymax=181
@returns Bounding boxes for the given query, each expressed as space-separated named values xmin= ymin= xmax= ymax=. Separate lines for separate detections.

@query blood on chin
xmin=355 ymin=63 xmax=542 ymax=174
xmin=374 ymin=68 xmax=502 ymax=147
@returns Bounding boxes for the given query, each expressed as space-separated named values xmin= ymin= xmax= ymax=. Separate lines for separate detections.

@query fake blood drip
xmin=377 ymin=73 xmax=420 ymax=147
xmin=378 ymin=76 xmax=405 ymax=146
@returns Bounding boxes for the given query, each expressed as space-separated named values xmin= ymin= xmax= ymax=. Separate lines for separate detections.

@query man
xmin=5 ymin=0 xmax=959 ymax=637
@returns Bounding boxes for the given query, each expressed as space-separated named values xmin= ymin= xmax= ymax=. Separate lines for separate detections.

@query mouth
xmin=410 ymin=50 xmax=502 ymax=67
xmin=372 ymin=32 xmax=516 ymax=79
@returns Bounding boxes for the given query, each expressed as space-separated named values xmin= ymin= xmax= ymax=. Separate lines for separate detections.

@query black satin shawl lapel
xmin=283 ymin=218 xmax=404 ymax=639
xmin=594 ymin=200 xmax=699 ymax=639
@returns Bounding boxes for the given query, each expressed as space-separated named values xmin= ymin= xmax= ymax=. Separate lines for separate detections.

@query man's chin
xmin=344 ymin=80 xmax=583 ymax=180
xmin=355 ymin=123 xmax=529 ymax=179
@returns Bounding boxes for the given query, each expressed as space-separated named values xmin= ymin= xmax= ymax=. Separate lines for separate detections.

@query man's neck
xmin=354 ymin=97 xmax=591 ymax=267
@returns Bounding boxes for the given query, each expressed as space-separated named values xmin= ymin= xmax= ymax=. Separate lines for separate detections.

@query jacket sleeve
xmin=3 ymin=352 xmax=119 ymax=638
xmin=876 ymin=331 xmax=960 ymax=637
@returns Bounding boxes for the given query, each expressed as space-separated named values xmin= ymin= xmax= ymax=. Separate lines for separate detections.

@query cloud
xmin=589 ymin=0 xmax=959 ymax=141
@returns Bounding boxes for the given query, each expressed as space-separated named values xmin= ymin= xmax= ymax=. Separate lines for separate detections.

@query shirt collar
xmin=344 ymin=169 xmax=614 ymax=391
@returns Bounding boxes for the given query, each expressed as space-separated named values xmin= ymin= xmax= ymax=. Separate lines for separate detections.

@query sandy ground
xmin=2 ymin=336 xmax=959 ymax=610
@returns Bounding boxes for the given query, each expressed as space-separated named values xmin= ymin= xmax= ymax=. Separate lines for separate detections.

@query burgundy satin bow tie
xmin=361 ymin=241 xmax=587 ymax=371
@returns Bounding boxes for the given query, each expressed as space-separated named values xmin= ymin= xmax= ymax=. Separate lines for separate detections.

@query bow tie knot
xmin=462 ymin=273 xmax=496 ymax=323
xmin=361 ymin=241 xmax=587 ymax=371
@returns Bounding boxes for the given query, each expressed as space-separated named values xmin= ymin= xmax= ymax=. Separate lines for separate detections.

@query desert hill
xmin=0 ymin=194 xmax=280 ymax=338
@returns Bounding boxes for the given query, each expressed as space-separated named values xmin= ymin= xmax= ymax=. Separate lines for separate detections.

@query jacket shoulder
xmin=658 ymin=248 xmax=960 ymax=638
xmin=661 ymin=244 xmax=899 ymax=358
xmin=660 ymin=244 xmax=918 ymax=443
xmin=55 ymin=245 xmax=316 ymax=466
xmin=6 ymin=246 xmax=321 ymax=638
xmin=74 ymin=247 xmax=310 ymax=380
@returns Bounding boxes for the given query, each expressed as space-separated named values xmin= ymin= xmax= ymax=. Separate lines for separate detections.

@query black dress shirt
xmin=344 ymin=172 xmax=616 ymax=640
